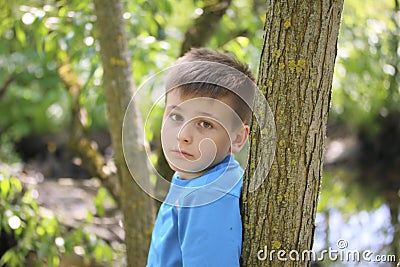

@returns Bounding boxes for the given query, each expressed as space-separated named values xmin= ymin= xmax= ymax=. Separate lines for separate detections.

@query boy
xmin=147 ymin=48 xmax=256 ymax=266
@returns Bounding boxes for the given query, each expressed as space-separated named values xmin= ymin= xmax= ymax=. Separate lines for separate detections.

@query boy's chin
xmin=169 ymin=163 xmax=215 ymax=174
xmin=167 ymin=163 xmax=215 ymax=179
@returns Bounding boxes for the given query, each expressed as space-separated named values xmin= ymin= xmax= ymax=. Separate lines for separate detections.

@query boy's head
xmin=161 ymin=48 xmax=256 ymax=179
xmin=167 ymin=48 xmax=255 ymax=125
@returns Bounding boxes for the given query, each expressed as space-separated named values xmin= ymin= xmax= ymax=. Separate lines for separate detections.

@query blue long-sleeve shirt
xmin=147 ymin=155 xmax=243 ymax=267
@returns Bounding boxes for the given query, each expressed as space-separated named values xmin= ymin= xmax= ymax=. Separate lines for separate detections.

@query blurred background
xmin=0 ymin=0 xmax=399 ymax=266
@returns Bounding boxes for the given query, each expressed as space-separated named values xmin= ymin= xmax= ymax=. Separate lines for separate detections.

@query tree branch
xmin=0 ymin=75 xmax=16 ymax=99
xmin=180 ymin=0 xmax=232 ymax=55
xmin=57 ymin=60 xmax=121 ymax=206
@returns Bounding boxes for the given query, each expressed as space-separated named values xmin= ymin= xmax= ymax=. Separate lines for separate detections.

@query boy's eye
xmin=169 ymin=113 xmax=183 ymax=121
xmin=199 ymin=120 xmax=213 ymax=129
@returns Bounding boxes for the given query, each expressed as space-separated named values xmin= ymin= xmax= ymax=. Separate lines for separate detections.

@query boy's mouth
xmin=170 ymin=149 xmax=194 ymax=158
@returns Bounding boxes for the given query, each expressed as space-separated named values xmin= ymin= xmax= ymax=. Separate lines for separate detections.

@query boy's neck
xmin=176 ymin=165 xmax=213 ymax=180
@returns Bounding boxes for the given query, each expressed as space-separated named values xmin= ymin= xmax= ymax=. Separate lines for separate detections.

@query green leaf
xmin=94 ymin=187 xmax=107 ymax=217
xmin=15 ymin=22 xmax=26 ymax=45
xmin=10 ymin=177 xmax=22 ymax=194
xmin=1 ymin=178 xmax=11 ymax=199
xmin=0 ymin=248 xmax=24 ymax=267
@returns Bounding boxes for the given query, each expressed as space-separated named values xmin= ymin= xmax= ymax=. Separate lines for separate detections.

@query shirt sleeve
xmin=177 ymin=193 xmax=242 ymax=267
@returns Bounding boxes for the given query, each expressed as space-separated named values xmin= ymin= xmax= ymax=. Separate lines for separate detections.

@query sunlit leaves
xmin=0 ymin=0 xmax=100 ymax=139
xmin=331 ymin=0 xmax=400 ymax=129
xmin=0 ymin=172 xmax=119 ymax=266
xmin=0 ymin=0 xmax=267 ymax=142
xmin=210 ymin=0 xmax=264 ymax=73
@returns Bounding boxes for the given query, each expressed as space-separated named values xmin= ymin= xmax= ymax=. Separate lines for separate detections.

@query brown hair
xmin=166 ymin=48 xmax=256 ymax=125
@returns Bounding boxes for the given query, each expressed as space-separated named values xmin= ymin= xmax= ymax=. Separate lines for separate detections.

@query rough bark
xmin=241 ymin=1 xmax=344 ymax=266
xmin=180 ymin=0 xmax=232 ymax=55
xmin=93 ymin=0 xmax=155 ymax=266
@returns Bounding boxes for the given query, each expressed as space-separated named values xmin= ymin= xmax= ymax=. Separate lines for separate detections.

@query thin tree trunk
xmin=241 ymin=1 xmax=344 ymax=266
xmin=57 ymin=60 xmax=121 ymax=205
xmin=93 ymin=0 xmax=155 ymax=266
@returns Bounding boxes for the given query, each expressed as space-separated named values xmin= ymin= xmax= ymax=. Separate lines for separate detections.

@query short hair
xmin=166 ymin=48 xmax=256 ymax=125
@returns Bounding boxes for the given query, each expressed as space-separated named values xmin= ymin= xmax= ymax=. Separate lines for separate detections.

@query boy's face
xmin=161 ymin=89 xmax=248 ymax=180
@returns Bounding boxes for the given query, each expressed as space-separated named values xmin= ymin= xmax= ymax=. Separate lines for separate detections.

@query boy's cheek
xmin=198 ymin=138 xmax=217 ymax=157
xmin=161 ymin=121 xmax=176 ymax=136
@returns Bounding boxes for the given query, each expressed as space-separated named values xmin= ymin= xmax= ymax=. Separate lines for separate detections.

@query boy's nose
xmin=177 ymin=122 xmax=193 ymax=144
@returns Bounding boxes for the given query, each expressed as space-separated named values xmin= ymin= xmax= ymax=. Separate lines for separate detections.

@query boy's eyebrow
xmin=165 ymin=106 xmax=218 ymax=120
xmin=197 ymin=111 xmax=218 ymax=120
xmin=165 ymin=105 xmax=181 ymax=112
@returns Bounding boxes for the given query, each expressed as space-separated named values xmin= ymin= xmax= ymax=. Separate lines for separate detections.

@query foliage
xmin=94 ymin=186 xmax=116 ymax=218
xmin=0 ymin=135 xmax=20 ymax=164
xmin=315 ymin=0 xmax=400 ymax=260
xmin=0 ymin=172 xmax=119 ymax=266
xmin=318 ymin=170 xmax=384 ymax=216
xmin=210 ymin=0 xmax=265 ymax=73
xmin=331 ymin=0 xmax=400 ymax=132
xmin=0 ymin=0 xmax=102 ymax=141
xmin=0 ymin=0 xmax=264 ymax=143
xmin=328 ymin=0 xmax=399 ymax=225
xmin=1 ymin=0 xmax=396 ymax=147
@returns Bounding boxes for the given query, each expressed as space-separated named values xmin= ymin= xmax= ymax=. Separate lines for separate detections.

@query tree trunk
xmin=241 ymin=1 xmax=344 ymax=266
xmin=93 ymin=0 xmax=155 ymax=266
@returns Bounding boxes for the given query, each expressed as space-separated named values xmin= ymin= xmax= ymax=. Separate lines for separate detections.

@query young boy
xmin=147 ymin=48 xmax=256 ymax=267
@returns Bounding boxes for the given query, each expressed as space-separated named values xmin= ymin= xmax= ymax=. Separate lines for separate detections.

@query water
xmin=313 ymin=205 xmax=396 ymax=266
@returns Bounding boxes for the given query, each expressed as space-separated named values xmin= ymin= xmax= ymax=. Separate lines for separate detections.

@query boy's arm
xmin=177 ymin=193 xmax=242 ymax=267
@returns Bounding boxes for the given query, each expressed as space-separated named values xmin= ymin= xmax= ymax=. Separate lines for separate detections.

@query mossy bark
xmin=93 ymin=0 xmax=155 ymax=265
xmin=241 ymin=1 xmax=344 ymax=266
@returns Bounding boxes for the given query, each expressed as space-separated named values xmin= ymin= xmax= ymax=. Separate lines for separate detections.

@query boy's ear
xmin=231 ymin=124 xmax=250 ymax=154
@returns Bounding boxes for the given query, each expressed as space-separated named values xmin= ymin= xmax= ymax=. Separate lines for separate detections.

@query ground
xmin=1 ymin=161 xmax=125 ymax=266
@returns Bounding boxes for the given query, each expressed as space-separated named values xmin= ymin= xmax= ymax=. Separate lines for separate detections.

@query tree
xmin=93 ymin=0 xmax=155 ymax=266
xmin=241 ymin=1 xmax=344 ymax=266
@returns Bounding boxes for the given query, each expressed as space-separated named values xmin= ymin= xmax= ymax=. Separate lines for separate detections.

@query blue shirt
xmin=147 ymin=155 xmax=243 ymax=267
